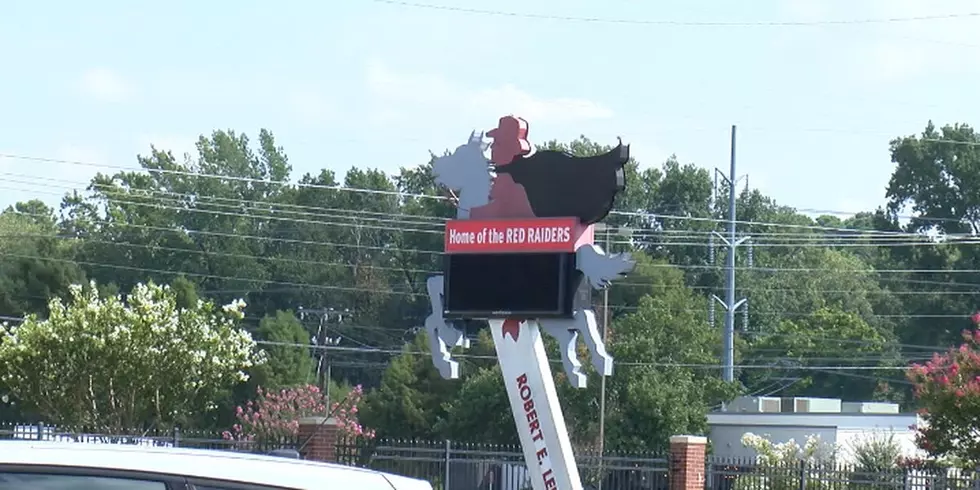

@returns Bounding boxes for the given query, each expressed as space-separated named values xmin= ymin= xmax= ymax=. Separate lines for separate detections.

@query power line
xmin=635 ymin=261 xmax=980 ymax=274
xmin=6 ymin=174 xmax=447 ymax=227
xmin=3 ymin=181 xmax=970 ymax=249
xmin=3 ymin=302 xmax=947 ymax=354
xmin=2 ymin=233 xmax=439 ymax=275
xmin=4 ymin=179 xmax=964 ymax=257
xmin=0 ymin=252 xmax=425 ymax=297
xmin=255 ymin=339 xmax=918 ymax=371
xmin=0 ymin=153 xmax=448 ymax=202
xmin=368 ymin=0 xmax=980 ymax=27
xmin=12 ymin=207 xmax=980 ymax=299
xmin=12 ymin=211 xmax=444 ymax=257
xmin=10 ymin=167 xmax=966 ymax=238
xmin=11 ymin=205 xmax=980 ymax=296
xmin=3 ymin=151 xmax=978 ymax=238
xmin=0 ymin=159 xmax=976 ymax=315
xmin=0 ymin=313 xmax=921 ymax=370
xmin=6 ymin=222 xmax=980 ymax=298
xmin=33 ymin=228 xmax=964 ymax=295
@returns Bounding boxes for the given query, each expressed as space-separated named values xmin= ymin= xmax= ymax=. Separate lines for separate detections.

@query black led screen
xmin=444 ymin=252 xmax=577 ymax=319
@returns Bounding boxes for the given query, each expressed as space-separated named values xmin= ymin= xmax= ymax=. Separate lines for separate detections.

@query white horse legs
xmin=538 ymin=308 xmax=614 ymax=389
xmin=538 ymin=320 xmax=587 ymax=389
xmin=422 ymin=275 xmax=611 ymax=387
xmin=424 ymin=275 xmax=470 ymax=380
xmin=573 ymin=309 xmax=613 ymax=377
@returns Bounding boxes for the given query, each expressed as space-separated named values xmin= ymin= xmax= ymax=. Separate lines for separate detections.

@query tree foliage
xmin=0 ymin=281 xmax=261 ymax=431
xmin=907 ymin=328 xmax=980 ymax=466
xmin=249 ymin=310 xmax=315 ymax=390
xmin=223 ymin=384 xmax=374 ymax=447
xmin=0 ymin=121 xmax=973 ymax=454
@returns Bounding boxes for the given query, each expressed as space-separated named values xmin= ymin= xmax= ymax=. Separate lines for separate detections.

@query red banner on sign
xmin=444 ymin=218 xmax=593 ymax=254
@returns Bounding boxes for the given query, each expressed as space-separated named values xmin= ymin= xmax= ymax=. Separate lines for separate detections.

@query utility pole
xmin=593 ymin=224 xmax=633 ymax=490
xmin=298 ymin=307 xmax=350 ymax=410
xmin=595 ymin=224 xmax=614 ymax=490
xmin=710 ymin=126 xmax=749 ymax=407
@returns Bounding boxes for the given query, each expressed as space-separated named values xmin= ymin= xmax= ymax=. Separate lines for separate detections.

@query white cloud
xmin=79 ymin=68 xmax=134 ymax=103
xmin=363 ymin=60 xmax=613 ymax=126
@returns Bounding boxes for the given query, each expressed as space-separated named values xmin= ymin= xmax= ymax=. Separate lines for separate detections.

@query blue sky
xmin=1 ymin=0 xmax=979 ymax=218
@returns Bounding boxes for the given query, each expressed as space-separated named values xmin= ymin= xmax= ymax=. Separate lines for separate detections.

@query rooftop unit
xmin=841 ymin=402 xmax=900 ymax=414
xmin=727 ymin=396 xmax=842 ymax=413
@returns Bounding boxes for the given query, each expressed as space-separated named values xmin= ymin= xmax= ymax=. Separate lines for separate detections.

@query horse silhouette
xmin=431 ymin=131 xmax=491 ymax=219
xmin=425 ymin=130 xmax=635 ymax=388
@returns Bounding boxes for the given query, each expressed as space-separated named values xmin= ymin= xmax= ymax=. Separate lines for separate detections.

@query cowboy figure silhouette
xmin=470 ymin=115 xmax=535 ymax=220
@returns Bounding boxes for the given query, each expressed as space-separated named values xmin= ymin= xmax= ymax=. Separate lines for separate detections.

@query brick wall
xmin=669 ymin=435 xmax=707 ymax=490
xmin=297 ymin=416 xmax=339 ymax=462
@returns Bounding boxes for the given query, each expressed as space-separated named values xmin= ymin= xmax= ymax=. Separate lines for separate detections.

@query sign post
xmin=491 ymin=318 xmax=582 ymax=490
xmin=422 ymin=116 xmax=635 ymax=490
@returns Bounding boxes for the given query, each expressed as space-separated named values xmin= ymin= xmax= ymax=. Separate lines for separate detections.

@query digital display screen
xmin=443 ymin=252 xmax=578 ymax=319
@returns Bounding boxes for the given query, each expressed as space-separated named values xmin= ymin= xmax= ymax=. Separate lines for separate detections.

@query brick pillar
xmin=669 ymin=435 xmax=707 ymax=490
xmin=297 ymin=417 xmax=339 ymax=462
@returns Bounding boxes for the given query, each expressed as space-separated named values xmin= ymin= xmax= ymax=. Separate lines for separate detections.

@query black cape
xmin=494 ymin=141 xmax=629 ymax=225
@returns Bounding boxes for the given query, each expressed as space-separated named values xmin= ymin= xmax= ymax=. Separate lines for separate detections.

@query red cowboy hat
xmin=486 ymin=115 xmax=529 ymax=139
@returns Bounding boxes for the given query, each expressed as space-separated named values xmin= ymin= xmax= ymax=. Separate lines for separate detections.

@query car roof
xmin=0 ymin=441 xmax=432 ymax=490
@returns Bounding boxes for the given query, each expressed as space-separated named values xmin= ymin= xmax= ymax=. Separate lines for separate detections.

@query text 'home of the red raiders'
xmin=443 ymin=217 xmax=593 ymax=254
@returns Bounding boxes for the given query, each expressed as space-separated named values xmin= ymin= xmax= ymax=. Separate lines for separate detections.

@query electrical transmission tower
xmin=707 ymin=126 xmax=751 ymax=401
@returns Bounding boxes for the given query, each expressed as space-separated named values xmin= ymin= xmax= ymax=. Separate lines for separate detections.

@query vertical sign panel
xmin=489 ymin=318 xmax=583 ymax=490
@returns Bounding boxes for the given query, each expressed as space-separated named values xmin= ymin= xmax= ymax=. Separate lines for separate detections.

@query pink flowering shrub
xmin=906 ymin=327 xmax=980 ymax=466
xmin=222 ymin=384 xmax=376 ymax=447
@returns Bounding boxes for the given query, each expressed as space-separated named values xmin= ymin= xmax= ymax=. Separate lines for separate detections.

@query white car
xmin=0 ymin=441 xmax=433 ymax=490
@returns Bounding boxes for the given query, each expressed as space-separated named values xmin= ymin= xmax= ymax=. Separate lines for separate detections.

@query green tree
xmin=886 ymin=122 xmax=980 ymax=236
xmin=249 ymin=310 xmax=315 ymax=390
xmin=746 ymin=307 xmax=896 ymax=400
xmin=359 ymin=331 xmax=461 ymax=440
xmin=884 ymin=121 xmax=980 ymax=347
xmin=0 ymin=281 xmax=262 ymax=431
xmin=0 ymin=208 xmax=86 ymax=318
xmin=601 ymin=266 xmax=740 ymax=452
xmin=62 ymin=129 xmax=290 ymax=307
xmin=170 ymin=275 xmax=199 ymax=310
xmin=437 ymin=365 xmax=514 ymax=444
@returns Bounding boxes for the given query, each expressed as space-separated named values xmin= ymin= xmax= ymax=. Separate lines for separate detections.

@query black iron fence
xmin=3 ymin=422 xmax=975 ymax=490
xmin=0 ymin=422 xmax=667 ymax=490
xmin=336 ymin=438 xmax=668 ymax=490
xmin=707 ymin=457 xmax=980 ymax=490
xmin=0 ymin=421 xmax=296 ymax=453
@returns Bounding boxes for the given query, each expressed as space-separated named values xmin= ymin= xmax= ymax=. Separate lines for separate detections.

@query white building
xmin=707 ymin=396 xmax=923 ymax=463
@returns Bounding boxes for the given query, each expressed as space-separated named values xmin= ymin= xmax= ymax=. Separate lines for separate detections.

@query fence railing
xmin=4 ymin=422 xmax=974 ymax=490
xmin=0 ymin=421 xmax=296 ymax=454
xmin=707 ymin=457 xmax=980 ymax=490
xmin=0 ymin=422 xmax=667 ymax=490
xmin=336 ymin=438 xmax=668 ymax=490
